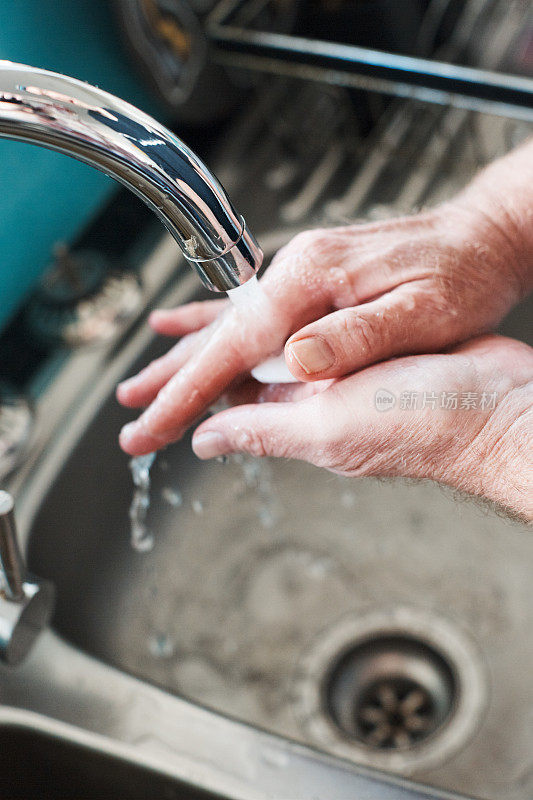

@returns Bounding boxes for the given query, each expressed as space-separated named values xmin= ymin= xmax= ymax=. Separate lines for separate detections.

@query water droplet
xmin=161 ymin=487 xmax=183 ymax=507
xmin=307 ymin=556 xmax=334 ymax=579
xmin=148 ymin=633 xmax=175 ymax=659
xmin=131 ymin=526 xmax=155 ymax=553
xmin=192 ymin=499 xmax=204 ymax=514
xmin=242 ymin=459 xmax=262 ymax=487
xmin=259 ymin=504 xmax=276 ymax=529
xmin=129 ymin=452 xmax=156 ymax=552
xmin=130 ymin=453 xmax=156 ymax=488
xmin=340 ymin=490 xmax=356 ymax=509
xmin=232 ymin=478 xmax=247 ymax=496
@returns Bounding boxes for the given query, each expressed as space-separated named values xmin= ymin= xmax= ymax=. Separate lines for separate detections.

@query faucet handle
xmin=0 ymin=491 xmax=55 ymax=664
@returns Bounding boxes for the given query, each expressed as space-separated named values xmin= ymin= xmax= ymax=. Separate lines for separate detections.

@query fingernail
xmin=287 ymin=336 xmax=335 ymax=374
xmin=193 ymin=431 xmax=229 ymax=460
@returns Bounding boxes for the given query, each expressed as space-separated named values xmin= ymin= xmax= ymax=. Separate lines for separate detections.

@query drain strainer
xmin=326 ymin=636 xmax=456 ymax=750
xmin=293 ymin=608 xmax=488 ymax=774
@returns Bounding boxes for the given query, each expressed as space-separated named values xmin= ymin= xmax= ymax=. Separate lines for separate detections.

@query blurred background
xmin=1 ymin=0 xmax=532 ymax=341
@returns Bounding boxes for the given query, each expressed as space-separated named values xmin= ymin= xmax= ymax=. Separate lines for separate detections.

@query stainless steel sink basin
xmin=21 ymin=266 xmax=532 ymax=800
xmin=0 ymin=260 xmax=464 ymax=800
xmin=0 ymin=722 xmax=219 ymax=800
xmin=5 ymin=90 xmax=532 ymax=800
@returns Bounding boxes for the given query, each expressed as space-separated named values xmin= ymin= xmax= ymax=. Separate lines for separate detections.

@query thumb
xmin=284 ymin=286 xmax=435 ymax=381
xmin=191 ymin=397 xmax=328 ymax=463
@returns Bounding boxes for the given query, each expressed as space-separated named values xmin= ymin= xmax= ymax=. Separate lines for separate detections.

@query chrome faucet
xmin=0 ymin=491 xmax=54 ymax=664
xmin=0 ymin=61 xmax=263 ymax=292
xmin=0 ymin=64 xmax=264 ymax=662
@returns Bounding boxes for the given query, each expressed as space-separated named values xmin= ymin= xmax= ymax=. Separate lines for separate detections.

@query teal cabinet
xmin=0 ymin=0 xmax=160 ymax=331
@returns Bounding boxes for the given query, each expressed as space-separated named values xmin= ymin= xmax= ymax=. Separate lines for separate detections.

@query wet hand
xmin=191 ymin=335 xmax=533 ymax=521
xmin=117 ymin=197 xmax=526 ymax=455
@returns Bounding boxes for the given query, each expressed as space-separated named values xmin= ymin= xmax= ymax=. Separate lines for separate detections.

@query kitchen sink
xmin=3 ymin=76 xmax=532 ymax=800
xmin=20 ymin=266 xmax=532 ymax=800
xmin=0 ymin=256 xmax=466 ymax=800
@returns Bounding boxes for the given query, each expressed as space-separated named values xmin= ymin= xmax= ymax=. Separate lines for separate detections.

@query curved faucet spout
xmin=0 ymin=61 xmax=262 ymax=291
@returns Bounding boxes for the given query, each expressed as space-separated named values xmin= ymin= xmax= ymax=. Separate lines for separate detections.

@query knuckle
xmin=218 ymin=318 xmax=252 ymax=369
xmin=173 ymin=330 xmax=199 ymax=355
xmin=288 ymin=229 xmax=329 ymax=262
xmin=188 ymin=379 xmax=212 ymax=409
xmin=291 ymin=229 xmax=319 ymax=249
xmin=225 ymin=335 xmax=248 ymax=368
xmin=235 ymin=427 xmax=269 ymax=458
xmin=319 ymin=435 xmax=379 ymax=477
xmin=423 ymin=279 xmax=454 ymax=315
xmin=318 ymin=437 xmax=374 ymax=476
xmin=342 ymin=309 xmax=383 ymax=356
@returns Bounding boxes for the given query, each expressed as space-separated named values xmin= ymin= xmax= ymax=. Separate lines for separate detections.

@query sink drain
xmin=293 ymin=609 xmax=487 ymax=774
xmin=325 ymin=636 xmax=455 ymax=750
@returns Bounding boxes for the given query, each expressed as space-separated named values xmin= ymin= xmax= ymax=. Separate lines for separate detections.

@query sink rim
xmin=0 ymin=631 xmax=471 ymax=800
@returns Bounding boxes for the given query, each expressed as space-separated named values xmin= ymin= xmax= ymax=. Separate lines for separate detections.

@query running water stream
xmin=129 ymin=452 xmax=156 ymax=552
xmin=128 ymin=275 xmax=294 ymax=552
xmin=227 ymin=276 xmax=297 ymax=384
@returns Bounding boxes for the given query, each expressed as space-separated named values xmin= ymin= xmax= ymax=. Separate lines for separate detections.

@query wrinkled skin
xmin=191 ymin=335 xmax=533 ymax=521
xmin=117 ymin=141 xmax=533 ymax=520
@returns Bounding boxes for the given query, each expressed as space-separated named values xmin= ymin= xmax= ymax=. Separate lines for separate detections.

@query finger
xmin=193 ymin=334 xmax=532 ymax=490
xmin=188 ymin=347 xmax=452 ymax=469
xmin=119 ymin=380 xmax=332 ymax=457
xmin=118 ymin=304 xmax=291 ymax=453
xmin=223 ymin=376 xmax=333 ymax=407
xmin=119 ymin=265 xmax=334 ymax=454
xmin=285 ymin=281 xmax=452 ymax=381
xmin=121 ymin=333 xmax=502 ymax=459
xmin=191 ymin=396 xmax=329 ymax=462
xmin=119 ymin=418 xmax=172 ymax=455
xmin=117 ymin=327 xmax=211 ymax=408
xmin=149 ymin=300 xmax=226 ymax=336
